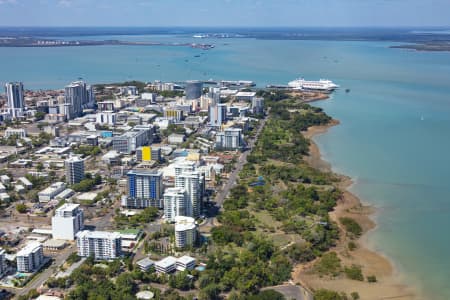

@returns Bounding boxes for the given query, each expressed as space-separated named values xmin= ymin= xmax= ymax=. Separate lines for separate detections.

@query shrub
xmin=314 ymin=289 xmax=347 ymax=300
xmin=344 ymin=265 xmax=364 ymax=281
xmin=367 ymin=275 xmax=377 ymax=283
xmin=314 ymin=252 xmax=342 ymax=277
xmin=351 ymin=292 xmax=360 ymax=300
xmin=348 ymin=241 xmax=357 ymax=251
xmin=339 ymin=217 xmax=362 ymax=237
xmin=16 ymin=204 xmax=27 ymax=213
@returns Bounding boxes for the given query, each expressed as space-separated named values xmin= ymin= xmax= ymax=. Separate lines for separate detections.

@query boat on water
xmin=288 ymin=78 xmax=339 ymax=92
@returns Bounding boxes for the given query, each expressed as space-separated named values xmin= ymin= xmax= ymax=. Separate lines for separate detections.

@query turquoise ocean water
xmin=1 ymin=36 xmax=450 ymax=298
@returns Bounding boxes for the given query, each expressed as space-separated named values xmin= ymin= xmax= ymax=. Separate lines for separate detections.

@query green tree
xmin=16 ymin=203 xmax=27 ymax=213
xmin=314 ymin=289 xmax=348 ymax=300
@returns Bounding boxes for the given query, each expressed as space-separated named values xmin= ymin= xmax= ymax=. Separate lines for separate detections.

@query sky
xmin=0 ymin=0 xmax=449 ymax=27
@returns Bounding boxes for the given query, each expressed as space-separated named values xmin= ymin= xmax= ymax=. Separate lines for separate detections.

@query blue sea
xmin=1 ymin=33 xmax=450 ymax=299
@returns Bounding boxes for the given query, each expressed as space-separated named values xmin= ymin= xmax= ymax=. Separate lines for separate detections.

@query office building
xmin=0 ymin=248 xmax=6 ymax=277
xmin=136 ymin=146 xmax=162 ymax=163
xmin=52 ymin=203 xmax=84 ymax=240
xmin=163 ymin=187 xmax=187 ymax=222
xmin=76 ymin=230 xmax=122 ymax=260
xmin=136 ymin=146 xmax=151 ymax=162
xmin=16 ymin=242 xmax=44 ymax=273
xmin=175 ymin=171 xmax=202 ymax=218
xmin=126 ymin=170 xmax=163 ymax=208
xmin=174 ymin=216 xmax=198 ymax=248
xmin=150 ymin=147 xmax=162 ymax=162
xmin=112 ymin=126 xmax=152 ymax=154
xmin=215 ymin=128 xmax=243 ymax=150
xmin=5 ymin=82 xmax=25 ymax=119
xmin=65 ymin=156 xmax=85 ymax=185
xmin=155 ymin=256 xmax=177 ymax=274
xmin=136 ymin=257 xmax=155 ymax=272
xmin=209 ymin=103 xmax=227 ymax=127
xmin=185 ymin=81 xmax=203 ymax=100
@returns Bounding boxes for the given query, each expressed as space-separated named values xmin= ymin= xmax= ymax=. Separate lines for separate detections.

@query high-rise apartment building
xmin=209 ymin=103 xmax=227 ymax=127
xmin=5 ymin=82 xmax=25 ymax=119
xmin=76 ymin=230 xmax=122 ymax=260
xmin=0 ymin=248 xmax=6 ymax=277
xmin=16 ymin=242 xmax=44 ymax=273
xmin=175 ymin=171 xmax=201 ymax=218
xmin=65 ymin=81 xmax=86 ymax=119
xmin=163 ymin=187 xmax=187 ymax=222
xmin=64 ymin=81 xmax=94 ymax=120
xmin=52 ymin=203 xmax=84 ymax=240
xmin=65 ymin=156 xmax=85 ymax=185
xmin=174 ymin=216 xmax=198 ymax=248
xmin=215 ymin=128 xmax=243 ymax=150
xmin=124 ymin=170 xmax=163 ymax=208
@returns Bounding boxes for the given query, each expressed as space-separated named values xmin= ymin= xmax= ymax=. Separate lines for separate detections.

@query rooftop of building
xmin=235 ymin=91 xmax=257 ymax=97
xmin=17 ymin=241 xmax=42 ymax=256
xmin=127 ymin=169 xmax=162 ymax=176
xmin=155 ymin=256 xmax=177 ymax=268
xmin=43 ymin=239 xmax=67 ymax=249
xmin=65 ymin=156 xmax=84 ymax=163
xmin=39 ymin=182 xmax=66 ymax=194
xmin=177 ymin=255 xmax=196 ymax=265
xmin=136 ymin=257 xmax=155 ymax=268
xmin=76 ymin=230 xmax=121 ymax=240
xmin=55 ymin=203 xmax=80 ymax=212
xmin=175 ymin=216 xmax=197 ymax=231
xmin=164 ymin=187 xmax=186 ymax=196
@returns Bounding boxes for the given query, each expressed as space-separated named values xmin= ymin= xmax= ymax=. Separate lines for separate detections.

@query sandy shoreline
xmin=293 ymin=121 xmax=421 ymax=300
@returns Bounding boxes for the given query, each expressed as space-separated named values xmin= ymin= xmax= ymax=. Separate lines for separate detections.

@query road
xmin=263 ymin=282 xmax=314 ymax=300
xmin=201 ymin=112 xmax=269 ymax=228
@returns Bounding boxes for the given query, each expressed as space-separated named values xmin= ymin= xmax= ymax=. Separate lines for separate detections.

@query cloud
xmin=0 ymin=0 xmax=17 ymax=4
xmin=57 ymin=0 xmax=72 ymax=7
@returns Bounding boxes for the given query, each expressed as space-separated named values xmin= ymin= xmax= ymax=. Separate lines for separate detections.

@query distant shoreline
xmin=0 ymin=37 xmax=215 ymax=49
xmin=390 ymin=43 xmax=450 ymax=52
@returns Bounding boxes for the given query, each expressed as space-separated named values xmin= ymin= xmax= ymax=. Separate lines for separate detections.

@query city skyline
xmin=0 ymin=0 xmax=449 ymax=27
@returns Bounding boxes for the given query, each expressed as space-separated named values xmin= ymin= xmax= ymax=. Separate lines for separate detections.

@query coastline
xmin=293 ymin=121 xmax=420 ymax=299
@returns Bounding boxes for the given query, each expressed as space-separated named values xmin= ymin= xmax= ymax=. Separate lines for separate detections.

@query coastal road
xmin=201 ymin=111 xmax=269 ymax=228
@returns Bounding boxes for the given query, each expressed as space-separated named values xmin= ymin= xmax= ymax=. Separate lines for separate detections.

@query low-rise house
xmin=0 ymin=175 xmax=10 ymax=185
xmin=176 ymin=255 xmax=196 ymax=271
xmin=155 ymin=256 xmax=177 ymax=274
xmin=38 ymin=182 xmax=66 ymax=203
xmin=136 ymin=257 xmax=155 ymax=272
xmin=18 ymin=177 xmax=33 ymax=189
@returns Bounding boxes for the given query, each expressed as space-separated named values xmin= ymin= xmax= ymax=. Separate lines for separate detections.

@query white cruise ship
xmin=288 ymin=78 xmax=339 ymax=91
